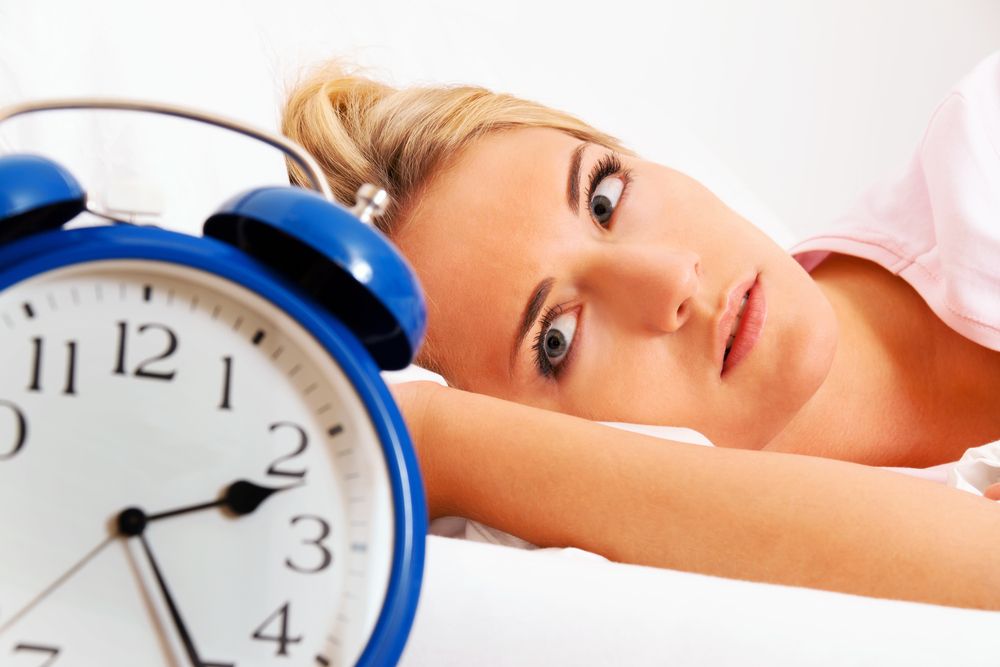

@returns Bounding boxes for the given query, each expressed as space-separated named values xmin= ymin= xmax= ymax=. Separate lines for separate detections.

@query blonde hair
xmin=282 ymin=61 xmax=629 ymax=376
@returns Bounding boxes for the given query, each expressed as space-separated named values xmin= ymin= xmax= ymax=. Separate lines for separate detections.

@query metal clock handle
xmin=0 ymin=97 xmax=346 ymax=210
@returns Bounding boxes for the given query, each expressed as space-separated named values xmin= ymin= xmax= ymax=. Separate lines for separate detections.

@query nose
xmin=583 ymin=244 xmax=701 ymax=332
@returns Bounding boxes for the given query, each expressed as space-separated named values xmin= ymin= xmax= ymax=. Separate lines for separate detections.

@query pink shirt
xmin=790 ymin=51 xmax=1000 ymax=354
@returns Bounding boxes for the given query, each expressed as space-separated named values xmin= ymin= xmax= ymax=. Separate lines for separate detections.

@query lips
xmin=715 ymin=274 xmax=765 ymax=377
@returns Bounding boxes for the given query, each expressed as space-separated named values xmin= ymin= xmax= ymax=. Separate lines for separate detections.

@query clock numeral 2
xmin=286 ymin=515 xmax=333 ymax=574
xmin=0 ymin=400 xmax=28 ymax=461
xmin=267 ymin=422 xmax=308 ymax=479
xmin=251 ymin=602 xmax=302 ymax=657
xmin=12 ymin=643 xmax=60 ymax=666
xmin=113 ymin=321 xmax=178 ymax=381
xmin=27 ymin=337 xmax=78 ymax=395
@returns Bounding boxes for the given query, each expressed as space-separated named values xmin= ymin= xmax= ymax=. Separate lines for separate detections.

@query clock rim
xmin=0 ymin=224 xmax=427 ymax=667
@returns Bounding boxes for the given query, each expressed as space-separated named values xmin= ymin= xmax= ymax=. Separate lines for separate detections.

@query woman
xmin=282 ymin=55 xmax=1000 ymax=609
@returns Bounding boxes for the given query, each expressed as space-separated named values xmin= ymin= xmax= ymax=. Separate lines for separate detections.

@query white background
xmin=0 ymin=0 xmax=998 ymax=240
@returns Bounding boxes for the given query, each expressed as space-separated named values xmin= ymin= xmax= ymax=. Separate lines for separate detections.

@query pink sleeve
xmin=791 ymin=51 xmax=1000 ymax=352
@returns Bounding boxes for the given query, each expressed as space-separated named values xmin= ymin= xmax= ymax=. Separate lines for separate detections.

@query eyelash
xmin=583 ymin=152 xmax=632 ymax=227
xmin=532 ymin=303 xmax=573 ymax=379
xmin=530 ymin=152 xmax=630 ymax=379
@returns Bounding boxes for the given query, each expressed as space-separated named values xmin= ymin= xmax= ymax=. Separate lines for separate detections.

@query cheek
xmin=556 ymin=329 xmax=703 ymax=424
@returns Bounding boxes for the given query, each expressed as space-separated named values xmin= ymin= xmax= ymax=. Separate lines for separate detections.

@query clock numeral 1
xmin=219 ymin=355 xmax=233 ymax=410
xmin=0 ymin=400 xmax=28 ymax=461
xmin=251 ymin=602 xmax=302 ymax=657
xmin=12 ymin=643 xmax=60 ymax=666
xmin=27 ymin=337 xmax=78 ymax=396
xmin=112 ymin=321 xmax=178 ymax=381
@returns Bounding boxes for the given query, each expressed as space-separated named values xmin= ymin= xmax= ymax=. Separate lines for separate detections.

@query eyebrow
xmin=510 ymin=276 xmax=555 ymax=373
xmin=566 ymin=142 xmax=588 ymax=215
xmin=508 ymin=143 xmax=587 ymax=374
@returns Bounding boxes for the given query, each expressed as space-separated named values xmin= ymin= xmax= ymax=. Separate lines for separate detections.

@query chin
xmin=713 ymin=277 xmax=839 ymax=451
xmin=758 ymin=282 xmax=840 ymax=448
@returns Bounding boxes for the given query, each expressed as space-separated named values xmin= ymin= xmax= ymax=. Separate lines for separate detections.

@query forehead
xmin=396 ymin=127 xmax=580 ymax=387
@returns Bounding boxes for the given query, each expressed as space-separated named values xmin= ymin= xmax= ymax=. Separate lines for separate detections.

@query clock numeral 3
xmin=12 ymin=643 xmax=60 ymax=666
xmin=0 ymin=400 xmax=28 ymax=461
xmin=267 ymin=422 xmax=308 ymax=479
xmin=27 ymin=337 xmax=78 ymax=396
xmin=251 ymin=602 xmax=302 ymax=657
xmin=112 ymin=321 xmax=178 ymax=381
xmin=285 ymin=515 xmax=333 ymax=574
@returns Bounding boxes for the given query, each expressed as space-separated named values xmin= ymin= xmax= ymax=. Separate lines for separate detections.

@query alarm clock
xmin=0 ymin=100 xmax=427 ymax=666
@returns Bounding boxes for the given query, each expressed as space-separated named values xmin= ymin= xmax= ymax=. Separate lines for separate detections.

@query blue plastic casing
xmin=205 ymin=187 xmax=426 ymax=371
xmin=0 ymin=154 xmax=85 ymax=246
xmin=0 ymin=154 xmax=427 ymax=666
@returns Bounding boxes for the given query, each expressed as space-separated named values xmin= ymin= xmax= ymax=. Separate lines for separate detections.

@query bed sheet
xmin=400 ymin=534 xmax=1000 ymax=666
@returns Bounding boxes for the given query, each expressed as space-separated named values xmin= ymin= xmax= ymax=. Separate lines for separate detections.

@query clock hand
xmin=0 ymin=535 xmax=114 ymax=636
xmin=141 ymin=479 xmax=301 ymax=525
xmin=133 ymin=526 xmax=204 ymax=667
xmin=112 ymin=481 xmax=295 ymax=666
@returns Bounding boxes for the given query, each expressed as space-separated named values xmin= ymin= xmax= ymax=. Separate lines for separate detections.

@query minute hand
xmin=135 ymin=532 xmax=209 ymax=667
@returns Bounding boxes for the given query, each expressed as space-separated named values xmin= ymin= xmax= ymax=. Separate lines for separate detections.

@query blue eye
xmin=541 ymin=310 xmax=577 ymax=368
xmin=589 ymin=175 xmax=625 ymax=226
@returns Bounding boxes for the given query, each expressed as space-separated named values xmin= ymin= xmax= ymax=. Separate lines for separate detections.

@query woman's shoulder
xmin=789 ymin=51 xmax=1000 ymax=353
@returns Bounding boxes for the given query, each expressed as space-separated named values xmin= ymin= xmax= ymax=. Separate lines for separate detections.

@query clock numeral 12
xmin=112 ymin=321 xmax=178 ymax=381
xmin=0 ymin=399 xmax=28 ymax=461
xmin=27 ymin=337 xmax=78 ymax=395
xmin=251 ymin=602 xmax=302 ymax=657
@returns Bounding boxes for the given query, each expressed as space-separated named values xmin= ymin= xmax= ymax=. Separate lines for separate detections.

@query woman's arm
xmin=395 ymin=381 xmax=1000 ymax=610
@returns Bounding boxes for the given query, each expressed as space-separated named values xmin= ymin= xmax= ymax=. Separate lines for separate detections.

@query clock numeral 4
xmin=112 ymin=321 xmax=178 ymax=381
xmin=251 ymin=602 xmax=302 ymax=657
xmin=12 ymin=643 xmax=60 ymax=666
xmin=286 ymin=515 xmax=333 ymax=574
xmin=0 ymin=400 xmax=28 ymax=461
xmin=27 ymin=337 xmax=78 ymax=396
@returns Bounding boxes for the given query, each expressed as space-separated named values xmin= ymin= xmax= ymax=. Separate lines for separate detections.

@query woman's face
xmin=396 ymin=127 xmax=838 ymax=449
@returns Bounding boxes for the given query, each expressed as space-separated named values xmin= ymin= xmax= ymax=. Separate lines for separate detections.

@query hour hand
xmin=117 ymin=479 xmax=299 ymax=534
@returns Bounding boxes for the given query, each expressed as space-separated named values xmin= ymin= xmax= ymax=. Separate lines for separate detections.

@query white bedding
xmin=401 ymin=534 xmax=1000 ymax=666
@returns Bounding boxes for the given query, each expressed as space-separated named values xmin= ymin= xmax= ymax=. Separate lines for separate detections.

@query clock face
xmin=0 ymin=259 xmax=396 ymax=667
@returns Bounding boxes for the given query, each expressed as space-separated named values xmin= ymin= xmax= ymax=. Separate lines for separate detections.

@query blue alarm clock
xmin=0 ymin=100 xmax=426 ymax=667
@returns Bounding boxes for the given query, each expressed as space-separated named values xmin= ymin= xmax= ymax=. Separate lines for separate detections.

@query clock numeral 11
xmin=27 ymin=337 xmax=78 ymax=395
